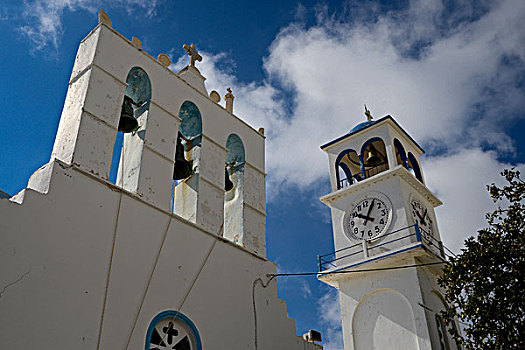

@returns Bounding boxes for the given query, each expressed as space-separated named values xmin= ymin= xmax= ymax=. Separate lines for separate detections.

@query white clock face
xmin=345 ymin=194 xmax=393 ymax=241
xmin=410 ymin=198 xmax=434 ymax=240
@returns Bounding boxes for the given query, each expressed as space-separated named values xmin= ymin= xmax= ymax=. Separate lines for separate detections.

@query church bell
xmin=364 ymin=144 xmax=382 ymax=166
xmin=224 ymin=167 xmax=234 ymax=191
xmin=118 ymin=96 xmax=139 ymax=133
xmin=173 ymin=134 xmax=193 ymax=180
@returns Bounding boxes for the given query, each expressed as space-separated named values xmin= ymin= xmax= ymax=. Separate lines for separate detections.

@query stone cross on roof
xmin=183 ymin=43 xmax=202 ymax=67
xmin=364 ymin=104 xmax=373 ymax=121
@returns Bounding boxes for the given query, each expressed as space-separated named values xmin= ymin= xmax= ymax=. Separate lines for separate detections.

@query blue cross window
xmin=146 ymin=311 xmax=201 ymax=350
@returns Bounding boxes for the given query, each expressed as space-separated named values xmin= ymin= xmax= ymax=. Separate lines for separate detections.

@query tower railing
xmin=338 ymin=162 xmax=389 ymax=189
xmin=317 ymin=223 xmax=448 ymax=272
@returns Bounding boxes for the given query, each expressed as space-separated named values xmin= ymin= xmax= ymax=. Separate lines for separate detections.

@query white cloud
xmin=317 ymin=289 xmax=344 ymax=350
xmin=184 ymin=0 xmax=525 ymax=251
xmin=423 ymin=149 xmax=524 ymax=253
xmin=20 ymin=0 xmax=158 ymax=51
xmin=261 ymin=0 xmax=524 ymax=187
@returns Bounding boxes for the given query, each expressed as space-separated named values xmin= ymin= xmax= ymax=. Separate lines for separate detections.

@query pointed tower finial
xmin=364 ymin=104 xmax=373 ymax=121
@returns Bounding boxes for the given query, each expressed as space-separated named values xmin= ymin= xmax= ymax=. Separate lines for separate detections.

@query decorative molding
xmin=320 ymin=166 xmax=441 ymax=207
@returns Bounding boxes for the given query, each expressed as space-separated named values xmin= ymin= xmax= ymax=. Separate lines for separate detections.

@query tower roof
xmin=348 ymin=120 xmax=377 ymax=134
xmin=320 ymin=115 xmax=425 ymax=153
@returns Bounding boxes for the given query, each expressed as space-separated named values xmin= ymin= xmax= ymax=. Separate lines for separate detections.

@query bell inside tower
xmin=361 ymin=138 xmax=388 ymax=178
xmin=224 ymin=134 xmax=245 ymax=244
xmin=109 ymin=66 xmax=151 ymax=186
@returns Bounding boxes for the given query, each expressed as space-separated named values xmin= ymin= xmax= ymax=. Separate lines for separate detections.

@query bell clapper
xmin=224 ymin=161 xmax=236 ymax=192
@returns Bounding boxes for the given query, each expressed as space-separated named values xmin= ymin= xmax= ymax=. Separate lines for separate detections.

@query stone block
xmin=72 ymin=112 xmax=117 ymax=180
xmin=196 ymin=179 xmax=224 ymax=234
xmin=136 ymin=147 xmax=173 ymax=211
xmin=243 ymin=205 xmax=266 ymax=257
xmin=83 ymin=65 xmax=126 ymax=127
xmin=52 ymin=68 xmax=91 ymax=164
xmin=144 ymin=102 xmax=178 ymax=160
xmin=243 ymin=164 xmax=266 ymax=214
xmin=199 ymin=137 xmax=227 ymax=189
xmin=71 ymin=27 xmax=100 ymax=79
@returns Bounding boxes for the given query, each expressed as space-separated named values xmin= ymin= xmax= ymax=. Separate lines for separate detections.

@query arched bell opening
xmin=335 ymin=149 xmax=360 ymax=189
xmin=109 ymin=66 xmax=151 ymax=189
xmin=407 ymin=152 xmax=424 ymax=183
xmin=172 ymin=101 xmax=202 ymax=220
xmin=393 ymin=138 xmax=408 ymax=169
xmin=360 ymin=137 xmax=389 ymax=179
xmin=224 ymin=134 xmax=245 ymax=244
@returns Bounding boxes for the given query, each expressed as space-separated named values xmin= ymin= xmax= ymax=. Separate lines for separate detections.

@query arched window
xmin=393 ymin=138 xmax=408 ymax=169
xmin=145 ymin=311 xmax=201 ymax=350
xmin=429 ymin=291 xmax=460 ymax=350
xmin=110 ymin=67 xmax=151 ymax=190
xmin=407 ymin=152 xmax=423 ymax=183
xmin=173 ymin=101 xmax=203 ymax=220
xmin=335 ymin=149 xmax=360 ymax=189
xmin=435 ymin=314 xmax=451 ymax=350
xmin=360 ymin=137 xmax=389 ymax=179
xmin=224 ymin=134 xmax=245 ymax=244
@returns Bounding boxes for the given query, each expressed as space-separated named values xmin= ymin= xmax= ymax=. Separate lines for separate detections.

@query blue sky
xmin=1 ymin=0 xmax=524 ymax=348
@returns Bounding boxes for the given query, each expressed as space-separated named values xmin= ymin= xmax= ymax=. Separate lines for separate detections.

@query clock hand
xmin=356 ymin=213 xmax=375 ymax=222
xmin=421 ymin=208 xmax=428 ymax=226
xmin=364 ymin=199 xmax=375 ymax=225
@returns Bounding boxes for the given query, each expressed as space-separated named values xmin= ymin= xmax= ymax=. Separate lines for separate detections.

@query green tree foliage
xmin=439 ymin=169 xmax=525 ymax=349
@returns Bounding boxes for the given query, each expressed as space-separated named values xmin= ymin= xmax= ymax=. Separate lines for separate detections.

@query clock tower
xmin=317 ymin=109 xmax=460 ymax=350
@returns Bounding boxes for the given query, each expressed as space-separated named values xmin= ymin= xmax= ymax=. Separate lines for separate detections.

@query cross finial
xmin=183 ymin=43 xmax=202 ymax=67
xmin=364 ymin=104 xmax=373 ymax=121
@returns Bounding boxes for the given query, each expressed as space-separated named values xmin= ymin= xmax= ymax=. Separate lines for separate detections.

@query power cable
xmin=97 ymin=136 xmax=126 ymax=350
xmin=267 ymin=261 xmax=447 ymax=278
xmin=155 ymin=224 xmax=223 ymax=348
xmin=251 ymin=261 xmax=446 ymax=349
xmin=125 ymin=215 xmax=173 ymax=349
xmin=252 ymin=274 xmax=277 ymax=350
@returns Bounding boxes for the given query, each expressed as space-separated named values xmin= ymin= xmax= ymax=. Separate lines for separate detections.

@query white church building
xmin=0 ymin=12 xmax=321 ymax=350
xmin=1 ymin=11 xmax=460 ymax=350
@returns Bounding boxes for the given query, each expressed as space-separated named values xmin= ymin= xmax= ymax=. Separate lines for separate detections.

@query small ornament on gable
xmin=97 ymin=10 xmax=112 ymax=28
xmin=225 ymin=88 xmax=234 ymax=113
xmin=131 ymin=36 xmax=142 ymax=50
xmin=157 ymin=53 xmax=171 ymax=67
xmin=209 ymin=90 xmax=221 ymax=103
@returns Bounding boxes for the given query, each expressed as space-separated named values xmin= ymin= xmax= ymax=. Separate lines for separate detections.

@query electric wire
xmin=156 ymin=223 xmax=223 ymax=348
xmin=97 ymin=138 xmax=126 ymax=350
xmin=251 ymin=260 xmax=447 ymax=349
xmin=125 ymin=215 xmax=173 ymax=349
xmin=267 ymin=261 xmax=447 ymax=278
xmin=252 ymin=274 xmax=277 ymax=350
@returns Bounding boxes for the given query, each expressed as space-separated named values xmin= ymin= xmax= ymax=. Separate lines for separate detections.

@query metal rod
xmin=362 ymin=241 xmax=369 ymax=258
xmin=414 ymin=221 xmax=421 ymax=242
